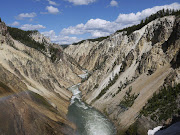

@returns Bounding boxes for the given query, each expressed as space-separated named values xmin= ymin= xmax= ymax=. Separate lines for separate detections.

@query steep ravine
xmin=65 ymin=15 xmax=180 ymax=134
xmin=0 ymin=14 xmax=180 ymax=135
xmin=66 ymin=71 xmax=116 ymax=135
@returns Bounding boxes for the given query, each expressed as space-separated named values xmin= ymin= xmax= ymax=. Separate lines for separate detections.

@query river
xmin=67 ymin=84 xmax=117 ymax=135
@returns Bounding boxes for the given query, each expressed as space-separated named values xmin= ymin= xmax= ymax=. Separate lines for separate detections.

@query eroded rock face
xmin=1 ymin=15 xmax=180 ymax=134
xmin=0 ymin=64 xmax=76 ymax=135
xmin=0 ymin=90 xmax=76 ymax=135
xmin=0 ymin=22 xmax=13 ymax=46
xmin=65 ymin=16 xmax=180 ymax=132
xmin=0 ymin=22 xmax=83 ymax=134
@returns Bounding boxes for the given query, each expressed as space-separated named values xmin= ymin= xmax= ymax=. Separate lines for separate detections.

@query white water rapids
xmin=67 ymin=73 xmax=116 ymax=135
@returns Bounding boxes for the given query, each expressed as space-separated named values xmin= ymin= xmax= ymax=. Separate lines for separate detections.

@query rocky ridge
xmin=30 ymin=31 xmax=51 ymax=44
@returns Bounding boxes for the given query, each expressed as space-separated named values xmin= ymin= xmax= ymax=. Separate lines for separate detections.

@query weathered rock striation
xmin=65 ymin=15 xmax=180 ymax=133
xmin=0 ymin=21 xmax=83 ymax=135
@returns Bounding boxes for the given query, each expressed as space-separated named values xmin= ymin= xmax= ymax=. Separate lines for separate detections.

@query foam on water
xmin=75 ymin=101 xmax=88 ymax=109
xmin=68 ymin=84 xmax=82 ymax=104
xmin=67 ymin=84 xmax=116 ymax=135
xmin=84 ymin=110 xmax=114 ymax=135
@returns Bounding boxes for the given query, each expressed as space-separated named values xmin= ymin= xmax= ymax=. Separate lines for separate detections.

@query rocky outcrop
xmin=65 ymin=15 xmax=180 ymax=133
xmin=0 ymin=22 xmax=13 ymax=47
xmin=30 ymin=31 xmax=51 ymax=44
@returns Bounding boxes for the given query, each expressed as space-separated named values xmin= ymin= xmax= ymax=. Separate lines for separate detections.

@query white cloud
xmin=47 ymin=0 xmax=59 ymax=6
xmin=38 ymin=3 xmax=180 ymax=44
xmin=16 ymin=12 xmax=37 ymax=20
xmin=91 ymin=31 xmax=110 ymax=38
xmin=110 ymin=0 xmax=118 ymax=7
xmin=10 ymin=21 xmax=20 ymax=26
xmin=116 ymin=2 xmax=180 ymax=24
xmin=46 ymin=6 xmax=59 ymax=14
xmin=67 ymin=0 xmax=96 ymax=5
xmin=61 ymin=18 xmax=117 ymax=37
xmin=60 ymin=2 xmax=180 ymax=38
xmin=41 ymin=30 xmax=81 ymax=44
xmin=20 ymin=24 xmax=46 ymax=30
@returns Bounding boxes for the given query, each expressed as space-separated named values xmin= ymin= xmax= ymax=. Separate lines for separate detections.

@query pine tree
xmin=172 ymin=9 xmax=175 ymax=14
xmin=0 ymin=18 xmax=1 ymax=22
xmin=166 ymin=9 xmax=170 ymax=16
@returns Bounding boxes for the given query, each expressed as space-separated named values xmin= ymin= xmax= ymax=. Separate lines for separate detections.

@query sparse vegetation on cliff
xmin=119 ymin=86 xmax=139 ymax=108
xmin=94 ymin=84 xmax=99 ymax=89
xmin=49 ymin=46 xmax=60 ymax=62
xmin=7 ymin=27 xmax=65 ymax=63
xmin=140 ymin=83 xmax=180 ymax=122
xmin=93 ymin=55 xmax=109 ymax=71
xmin=7 ymin=27 xmax=46 ymax=51
xmin=116 ymin=9 xmax=180 ymax=35
xmin=72 ymin=9 xmax=180 ymax=45
xmin=94 ymin=73 xmax=120 ymax=101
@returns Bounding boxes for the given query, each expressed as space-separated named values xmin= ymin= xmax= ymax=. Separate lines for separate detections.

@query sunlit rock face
xmin=0 ymin=14 xmax=180 ymax=135
xmin=65 ymin=15 xmax=180 ymax=132
xmin=0 ymin=21 xmax=84 ymax=135
xmin=30 ymin=31 xmax=51 ymax=44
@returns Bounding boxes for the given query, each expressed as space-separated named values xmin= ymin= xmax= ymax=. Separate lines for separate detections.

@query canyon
xmin=65 ymin=15 xmax=180 ymax=134
xmin=0 ymin=13 xmax=180 ymax=135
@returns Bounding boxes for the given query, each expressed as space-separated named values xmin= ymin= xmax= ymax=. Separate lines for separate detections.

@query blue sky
xmin=0 ymin=0 xmax=180 ymax=44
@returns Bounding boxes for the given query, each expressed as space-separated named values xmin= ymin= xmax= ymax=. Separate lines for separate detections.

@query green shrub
xmin=49 ymin=46 xmax=59 ymax=62
xmin=116 ymin=9 xmax=180 ymax=36
xmin=94 ymin=84 xmax=99 ymax=89
xmin=116 ymin=86 xmax=122 ymax=95
xmin=93 ymin=73 xmax=120 ymax=101
xmin=72 ymin=9 xmax=180 ymax=45
xmin=140 ymin=83 xmax=180 ymax=122
xmin=119 ymin=86 xmax=139 ymax=108
xmin=7 ymin=27 xmax=46 ymax=52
